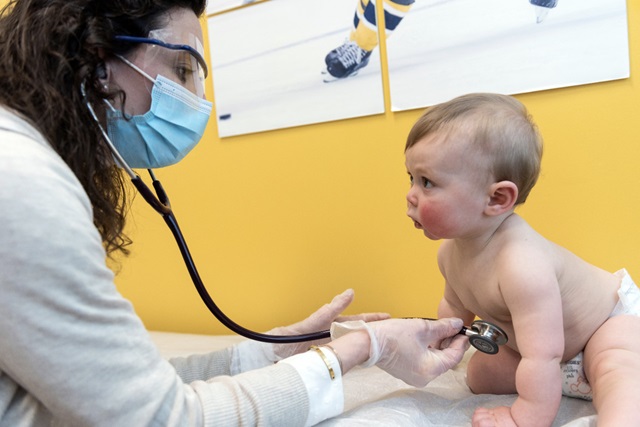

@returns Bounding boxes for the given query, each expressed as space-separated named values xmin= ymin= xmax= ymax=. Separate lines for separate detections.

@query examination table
xmin=149 ymin=331 xmax=596 ymax=426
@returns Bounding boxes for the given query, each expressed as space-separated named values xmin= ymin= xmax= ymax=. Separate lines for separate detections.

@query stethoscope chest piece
xmin=461 ymin=320 xmax=508 ymax=355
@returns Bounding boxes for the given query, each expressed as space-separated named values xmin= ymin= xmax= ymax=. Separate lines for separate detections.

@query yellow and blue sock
xmin=349 ymin=0 xmax=415 ymax=52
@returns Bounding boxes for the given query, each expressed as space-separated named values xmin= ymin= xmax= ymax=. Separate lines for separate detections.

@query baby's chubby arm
xmin=437 ymin=251 xmax=477 ymax=324
xmin=499 ymin=254 xmax=564 ymax=427
xmin=438 ymin=282 xmax=476 ymax=325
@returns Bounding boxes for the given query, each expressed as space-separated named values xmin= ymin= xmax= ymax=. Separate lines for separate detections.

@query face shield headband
xmin=114 ymin=34 xmax=208 ymax=98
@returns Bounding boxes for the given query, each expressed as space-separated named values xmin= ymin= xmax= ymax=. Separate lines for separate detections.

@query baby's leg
xmin=583 ymin=314 xmax=640 ymax=426
xmin=466 ymin=345 xmax=520 ymax=394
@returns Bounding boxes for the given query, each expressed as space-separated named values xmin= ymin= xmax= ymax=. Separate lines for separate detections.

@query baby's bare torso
xmin=440 ymin=215 xmax=620 ymax=361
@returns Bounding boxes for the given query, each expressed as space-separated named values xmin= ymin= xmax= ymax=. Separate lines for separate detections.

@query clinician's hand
xmin=269 ymin=289 xmax=389 ymax=360
xmin=372 ymin=318 xmax=469 ymax=387
xmin=332 ymin=318 xmax=469 ymax=387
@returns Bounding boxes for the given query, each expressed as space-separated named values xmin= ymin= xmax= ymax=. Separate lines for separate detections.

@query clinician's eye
xmin=175 ymin=63 xmax=193 ymax=84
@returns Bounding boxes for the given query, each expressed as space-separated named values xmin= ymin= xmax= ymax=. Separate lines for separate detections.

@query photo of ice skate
xmin=386 ymin=0 xmax=629 ymax=111
xmin=206 ymin=0 xmax=628 ymax=137
xmin=207 ymin=0 xmax=385 ymax=138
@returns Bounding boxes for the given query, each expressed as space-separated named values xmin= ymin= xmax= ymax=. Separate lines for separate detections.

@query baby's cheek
xmin=419 ymin=203 xmax=454 ymax=236
xmin=419 ymin=203 xmax=442 ymax=225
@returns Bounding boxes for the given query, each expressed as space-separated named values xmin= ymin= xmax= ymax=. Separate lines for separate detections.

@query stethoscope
xmin=81 ymin=83 xmax=509 ymax=353
xmin=460 ymin=320 xmax=508 ymax=354
xmin=406 ymin=318 xmax=508 ymax=354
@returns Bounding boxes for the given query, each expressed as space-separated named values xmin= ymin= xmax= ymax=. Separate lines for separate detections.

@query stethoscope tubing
xmin=82 ymin=80 xmax=330 ymax=343
xmin=136 ymin=173 xmax=331 ymax=343
xmin=84 ymin=83 xmax=507 ymax=348
xmin=164 ymin=209 xmax=331 ymax=343
xmin=135 ymin=171 xmax=510 ymax=349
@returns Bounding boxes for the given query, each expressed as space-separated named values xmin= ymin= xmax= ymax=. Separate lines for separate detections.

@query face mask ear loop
xmin=116 ymin=54 xmax=156 ymax=85
xmin=80 ymin=80 xmax=136 ymax=180
xmin=103 ymin=98 xmax=121 ymax=116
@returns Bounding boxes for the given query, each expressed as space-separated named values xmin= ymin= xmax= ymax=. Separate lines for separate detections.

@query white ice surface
xmin=387 ymin=0 xmax=629 ymax=110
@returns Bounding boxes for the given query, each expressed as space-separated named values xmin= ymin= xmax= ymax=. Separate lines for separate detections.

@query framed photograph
xmin=385 ymin=0 xmax=629 ymax=111
xmin=206 ymin=0 xmax=261 ymax=16
xmin=207 ymin=0 xmax=385 ymax=137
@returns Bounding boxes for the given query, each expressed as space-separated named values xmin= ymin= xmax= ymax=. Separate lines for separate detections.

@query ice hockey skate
xmin=322 ymin=40 xmax=372 ymax=82
xmin=529 ymin=0 xmax=558 ymax=23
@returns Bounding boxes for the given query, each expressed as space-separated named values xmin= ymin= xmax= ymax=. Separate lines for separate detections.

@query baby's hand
xmin=472 ymin=406 xmax=517 ymax=427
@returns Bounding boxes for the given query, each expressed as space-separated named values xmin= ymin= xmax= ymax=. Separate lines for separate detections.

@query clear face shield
xmin=115 ymin=29 xmax=208 ymax=98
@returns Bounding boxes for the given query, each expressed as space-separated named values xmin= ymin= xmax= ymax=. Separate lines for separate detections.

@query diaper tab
xmin=610 ymin=269 xmax=640 ymax=318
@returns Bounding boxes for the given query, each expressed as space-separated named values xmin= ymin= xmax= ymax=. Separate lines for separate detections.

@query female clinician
xmin=0 ymin=1 xmax=469 ymax=425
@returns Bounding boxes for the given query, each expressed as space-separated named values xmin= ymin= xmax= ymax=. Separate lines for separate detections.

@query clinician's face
xmin=105 ymin=8 xmax=205 ymax=116
xmin=405 ymin=131 xmax=492 ymax=241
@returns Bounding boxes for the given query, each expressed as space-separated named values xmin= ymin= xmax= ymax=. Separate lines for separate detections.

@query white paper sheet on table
xmin=149 ymin=332 xmax=596 ymax=426
xmin=318 ymin=349 xmax=596 ymax=426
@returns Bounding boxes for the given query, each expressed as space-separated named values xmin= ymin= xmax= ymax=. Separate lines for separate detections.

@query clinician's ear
xmin=485 ymin=181 xmax=518 ymax=216
xmin=96 ymin=48 xmax=110 ymax=87
xmin=97 ymin=62 xmax=107 ymax=80
xmin=96 ymin=61 xmax=110 ymax=92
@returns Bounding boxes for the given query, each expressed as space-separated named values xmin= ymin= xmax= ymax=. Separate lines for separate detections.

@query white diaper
xmin=561 ymin=269 xmax=640 ymax=400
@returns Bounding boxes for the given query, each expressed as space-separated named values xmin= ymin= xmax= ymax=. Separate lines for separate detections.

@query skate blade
xmin=321 ymin=68 xmax=359 ymax=83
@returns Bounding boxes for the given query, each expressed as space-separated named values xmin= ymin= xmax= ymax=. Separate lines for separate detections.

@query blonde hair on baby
xmin=405 ymin=93 xmax=543 ymax=205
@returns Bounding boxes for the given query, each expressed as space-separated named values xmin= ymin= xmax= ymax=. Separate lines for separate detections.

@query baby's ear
xmin=485 ymin=181 xmax=518 ymax=216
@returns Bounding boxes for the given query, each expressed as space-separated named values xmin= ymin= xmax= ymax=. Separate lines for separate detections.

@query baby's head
xmin=405 ymin=93 xmax=543 ymax=205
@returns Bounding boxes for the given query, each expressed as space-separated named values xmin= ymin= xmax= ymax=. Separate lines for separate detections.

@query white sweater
xmin=0 ymin=106 xmax=343 ymax=426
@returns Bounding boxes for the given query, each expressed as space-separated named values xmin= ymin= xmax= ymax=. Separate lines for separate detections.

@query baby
xmin=404 ymin=93 xmax=640 ymax=426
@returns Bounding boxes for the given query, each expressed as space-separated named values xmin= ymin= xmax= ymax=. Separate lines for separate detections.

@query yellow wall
xmin=109 ymin=1 xmax=640 ymax=334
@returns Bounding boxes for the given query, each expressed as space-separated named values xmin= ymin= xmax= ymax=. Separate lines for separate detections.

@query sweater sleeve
xmin=167 ymin=337 xmax=276 ymax=383
xmin=0 ymin=118 xmax=332 ymax=426
xmin=169 ymin=344 xmax=344 ymax=426
xmin=169 ymin=348 xmax=234 ymax=383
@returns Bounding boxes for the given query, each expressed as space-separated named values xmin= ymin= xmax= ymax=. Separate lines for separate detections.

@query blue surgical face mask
xmin=106 ymin=56 xmax=213 ymax=169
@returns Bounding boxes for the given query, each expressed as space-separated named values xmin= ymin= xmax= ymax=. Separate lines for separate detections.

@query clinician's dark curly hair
xmin=0 ymin=0 xmax=207 ymax=256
